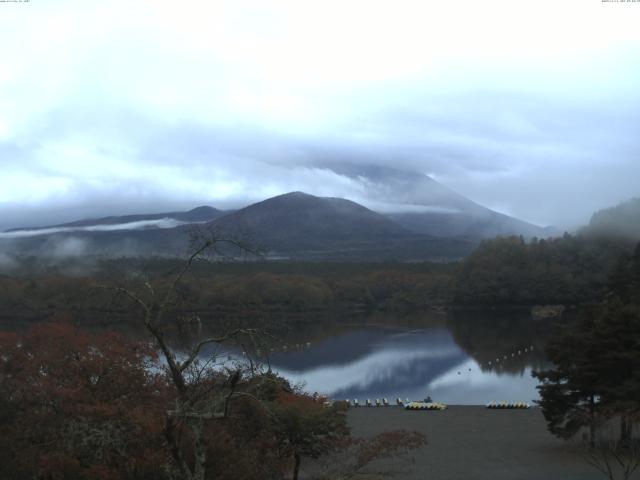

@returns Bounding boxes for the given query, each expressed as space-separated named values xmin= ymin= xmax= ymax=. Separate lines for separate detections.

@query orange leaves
xmin=0 ymin=321 xmax=169 ymax=480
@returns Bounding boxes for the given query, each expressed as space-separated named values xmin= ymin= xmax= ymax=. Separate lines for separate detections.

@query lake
xmin=208 ymin=310 xmax=551 ymax=405
xmin=1 ymin=307 xmax=552 ymax=405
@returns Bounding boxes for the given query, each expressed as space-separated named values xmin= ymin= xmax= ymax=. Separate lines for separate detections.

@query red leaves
xmin=0 ymin=321 xmax=426 ymax=480
xmin=0 ymin=321 xmax=168 ymax=480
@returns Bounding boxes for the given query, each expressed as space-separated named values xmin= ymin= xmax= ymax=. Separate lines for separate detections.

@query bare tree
xmin=107 ymin=233 xmax=427 ymax=480
xmin=582 ymin=439 xmax=640 ymax=480
xmin=111 ymin=235 xmax=262 ymax=480
xmin=579 ymin=415 xmax=640 ymax=480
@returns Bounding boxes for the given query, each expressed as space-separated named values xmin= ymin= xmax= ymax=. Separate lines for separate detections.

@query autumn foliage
xmin=0 ymin=322 xmax=168 ymax=480
xmin=0 ymin=321 xmax=425 ymax=480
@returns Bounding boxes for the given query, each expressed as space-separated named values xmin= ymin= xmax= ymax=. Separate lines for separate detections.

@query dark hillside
xmin=583 ymin=197 xmax=640 ymax=240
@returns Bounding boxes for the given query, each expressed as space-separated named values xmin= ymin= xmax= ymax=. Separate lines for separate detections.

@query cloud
xmin=0 ymin=218 xmax=189 ymax=239
xmin=47 ymin=237 xmax=90 ymax=258
xmin=1 ymin=0 xmax=639 ymax=229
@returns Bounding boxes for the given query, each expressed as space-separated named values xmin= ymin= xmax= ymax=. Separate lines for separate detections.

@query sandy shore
xmin=346 ymin=406 xmax=637 ymax=480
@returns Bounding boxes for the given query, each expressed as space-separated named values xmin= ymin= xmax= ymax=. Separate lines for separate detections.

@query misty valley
xmin=1 ymin=194 xmax=639 ymax=479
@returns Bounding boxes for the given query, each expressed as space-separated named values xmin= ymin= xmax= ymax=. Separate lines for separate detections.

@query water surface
xmin=214 ymin=311 xmax=550 ymax=405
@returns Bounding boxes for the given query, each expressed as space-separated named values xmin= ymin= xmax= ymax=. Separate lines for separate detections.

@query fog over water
xmin=1 ymin=1 xmax=640 ymax=231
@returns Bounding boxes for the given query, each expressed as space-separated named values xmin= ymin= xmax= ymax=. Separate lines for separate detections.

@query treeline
xmin=453 ymin=195 xmax=640 ymax=306
xmin=196 ymin=233 xmax=636 ymax=310
xmin=2 ymin=233 xmax=639 ymax=326
xmin=452 ymin=234 xmax=635 ymax=306
xmin=200 ymin=269 xmax=453 ymax=311
xmin=0 ymin=262 xmax=456 ymax=328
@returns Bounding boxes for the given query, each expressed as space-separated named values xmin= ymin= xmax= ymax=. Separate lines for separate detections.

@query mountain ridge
xmin=308 ymin=164 xmax=557 ymax=238
xmin=209 ymin=191 xmax=410 ymax=243
xmin=0 ymin=187 xmax=560 ymax=261
xmin=5 ymin=206 xmax=225 ymax=232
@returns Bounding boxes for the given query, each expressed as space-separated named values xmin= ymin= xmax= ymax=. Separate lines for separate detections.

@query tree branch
xmin=178 ymin=328 xmax=257 ymax=374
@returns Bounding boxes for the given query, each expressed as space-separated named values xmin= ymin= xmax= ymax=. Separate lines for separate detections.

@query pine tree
xmin=534 ymin=300 xmax=640 ymax=446
xmin=533 ymin=314 xmax=602 ymax=445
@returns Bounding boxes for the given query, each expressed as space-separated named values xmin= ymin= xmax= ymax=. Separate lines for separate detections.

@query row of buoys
xmin=450 ymin=345 xmax=536 ymax=376
xmin=483 ymin=345 xmax=534 ymax=368
xmin=278 ymin=342 xmax=312 ymax=351
xmin=486 ymin=401 xmax=530 ymax=409
xmin=405 ymin=401 xmax=447 ymax=411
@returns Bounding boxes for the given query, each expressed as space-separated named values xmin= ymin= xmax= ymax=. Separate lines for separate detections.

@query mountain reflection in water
xmin=268 ymin=326 xmax=542 ymax=405
xmin=195 ymin=310 xmax=550 ymax=405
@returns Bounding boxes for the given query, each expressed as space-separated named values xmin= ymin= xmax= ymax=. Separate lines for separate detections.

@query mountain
xmin=0 ymin=206 xmax=227 ymax=260
xmin=207 ymin=192 xmax=474 ymax=259
xmin=317 ymin=164 xmax=557 ymax=239
xmin=387 ymin=207 xmax=556 ymax=239
xmin=2 ymin=185 xmax=558 ymax=261
xmin=375 ymin=173 xmax=555 ymax=238
xmin=0 ymin=193 xmax=478 ymax=260
xmin=210 ymin=191 xmax=407 ymax=244
xmin=6 ymin=206 xmax=224 ymax=232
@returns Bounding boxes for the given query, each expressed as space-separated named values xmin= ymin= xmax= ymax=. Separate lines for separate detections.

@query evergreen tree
xmin=533 ymin=314 xmax=601 ymax=445
xmin=589 ymin=301 xmax=640 ymax=444
xmin=534 ymin=300 xmax=640 ymax=445
xmin=608 ymin=242 xmax=640 ymax=305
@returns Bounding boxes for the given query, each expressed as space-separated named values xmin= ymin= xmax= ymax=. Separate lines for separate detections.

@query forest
xmin=1 ymin=230 xmax=637 ymax=331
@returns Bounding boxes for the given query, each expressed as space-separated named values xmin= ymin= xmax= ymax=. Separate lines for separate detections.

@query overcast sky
xmin=1 ymin=0 xmax=639 ymax=230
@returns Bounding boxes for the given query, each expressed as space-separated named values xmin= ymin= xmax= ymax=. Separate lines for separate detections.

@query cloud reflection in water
xmin=268 ymin=327 xmax=541 ymax=405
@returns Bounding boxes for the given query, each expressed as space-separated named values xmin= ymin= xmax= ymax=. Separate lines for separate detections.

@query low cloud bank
xmin=1 ymin=218 xmax=187 ymax=239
